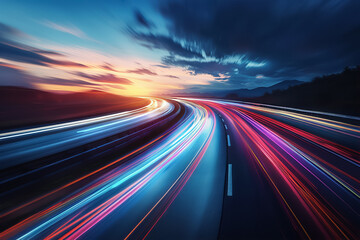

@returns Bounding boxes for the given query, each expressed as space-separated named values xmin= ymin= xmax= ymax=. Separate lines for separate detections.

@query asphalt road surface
xmin=0 ymin=98 xmax=359 ymax=239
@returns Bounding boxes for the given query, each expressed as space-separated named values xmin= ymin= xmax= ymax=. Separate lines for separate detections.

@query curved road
xmin=0 ymin=98 xmax=359 ymax=239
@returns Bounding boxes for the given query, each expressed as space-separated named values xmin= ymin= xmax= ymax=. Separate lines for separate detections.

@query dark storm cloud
xmin=157 ymin=0 xmax=360 ymax=78
xmin=0 ymin=22 xmax=87 ymax=68
xmin=128 ymin=28 xmax=204 ymax=59
xmin=75 ymin=72 xmax=133 ymax=84
xmin=127 ymin=68 xmax=157 ymax=76
xmin=134 ymin=10 xmax=154 ymax=29
xmin=131 ymin=0 xmax=359 ymax=87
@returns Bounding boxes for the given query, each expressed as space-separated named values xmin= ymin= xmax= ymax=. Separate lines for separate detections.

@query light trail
xmin=0 ymin=99 xmax=157 ymax=140
xmin=0 ymin=99 xmax=172 ymax=169
xmin=0 ymin=99 xmax=219 ymax=239
xmin=0 ymin=98 xmax=358 ymax=239
xmin=197 ymin=99 xmax=359 ymax=239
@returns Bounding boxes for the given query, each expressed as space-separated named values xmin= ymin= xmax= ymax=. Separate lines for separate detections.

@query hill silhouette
xmin=0 ymin=87 xmax=149 ymax=129
xmin=249 ymin=66 xmax=360 ymax=116
xmin=225 ymin=80 xmax=303 ymax=98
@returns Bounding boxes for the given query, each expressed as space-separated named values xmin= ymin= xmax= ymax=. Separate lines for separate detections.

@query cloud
xmin=0 ymin=64 xmax=96 ymax=89
xmin=100 ymin=62 xmax=118 ymax=72
xmin=164 ymin=75 xmax=179 ymax=79
xmin=0 ymin=64 xmax=34 ymax=88
xmin=134 ymin=10 xmax=154 ymax=29
xmin=0 ymin=22 xmax=128 ymax=91
xmin=127 ymin=68 xmax=157 ymax=75
xmin=0 ymin=61 xmax=23 ymax=69
xmin=246 ymin=61 xmax=267 ymax=68
xmin=162 ymin=55 xmax=234 ymax=78
xmin=158 ymin=0 xmax=360 ymax=78
xmin=152 ymin=64 xmax=170 ymax=68
xmin=43 ymin=21 xmax=88 ymax=39
xmin=0 ymin=42 xmax=88 ymax=67
xmin=125 ymin=0 xmax=360 ymax=91
xmin=0 ymin=22 xmax=88 ymax=68
xmin=53 ymin=60 xmax=88 ymax=68
xmin=36 ymin=77 xmax=98 ymax=87
xmin=128 ymin=29 xmax=204 ymax=59
xmin=161 ymin=55 xmax=310 ymax=89
xmin=74 ymin=72 xmax=133 ymax=84
xmin=0 ymin=22 xmax=27 ymax=42
xmin=32 ymin=49 xmax=64 ymax=56
xmin=0 ymin=42 xmax=49 ymax=66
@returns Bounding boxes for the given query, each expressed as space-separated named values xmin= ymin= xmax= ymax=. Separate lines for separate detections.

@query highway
xmin=0 ymin=98 xmax=359 ymax=239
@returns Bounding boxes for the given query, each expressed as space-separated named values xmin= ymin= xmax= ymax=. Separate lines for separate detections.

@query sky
xmin=0 ymin=0 xmax=359 ymax=96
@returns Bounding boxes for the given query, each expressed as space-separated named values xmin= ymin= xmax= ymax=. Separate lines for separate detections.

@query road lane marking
xmin=227 ymin=164 xmax=233 ymax=196
xmin=222 ymin=118 xmax=224 ymax=122
xmin=227 ymin=134 xmax=231 ymax=147
xmin=225 ymin=124 xmax=228 ymax=130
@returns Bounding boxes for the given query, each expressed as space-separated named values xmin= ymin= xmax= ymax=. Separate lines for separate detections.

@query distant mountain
xmin=169 ymin=80 xmax=303 ymax=98
xmin=225 ymin=80 xmax=303 ymax=99
xmin=0 ymin=87 xmax=149 ymax=129
xmin=250 ymin=66 xmax=360 ymax=116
